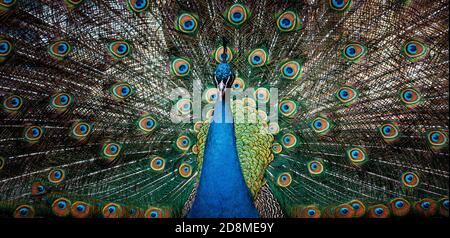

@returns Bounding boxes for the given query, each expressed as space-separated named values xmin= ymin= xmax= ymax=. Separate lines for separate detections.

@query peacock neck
xmin=187 ymin=91 xmax=259 ymax=218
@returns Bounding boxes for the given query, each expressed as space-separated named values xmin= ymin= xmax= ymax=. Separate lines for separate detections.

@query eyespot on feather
xmin=13 ymin=205 xmax=35 ymax=218
xmin=341 ymin=42 xmax=367 ymax=62
xmin=126 ymin=0 xmax=150 ymax=13
xmin=224 ymin=4 xmax=250 ymax=28
xmin=329 ymin=0 xmax=352 ymax=12
xmin=276 ymin=11 xmax=301 ymax=32
xmin=0 ymin=38 xmax=14 ymax=63
xmin=3 ymin=95 xmax=23 ymax=113
xmin=277 ymin=172 xmax=292 ymax=187
xmin=175 ymin=13 xmax=199 ymax=34
xmin=52 ymin=198 xmax=72 ymax=217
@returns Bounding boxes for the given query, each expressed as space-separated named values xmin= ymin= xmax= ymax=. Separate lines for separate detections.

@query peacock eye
xmin=3 ymin=95 xmax=23 ymax=112
xmin=178 ymin=163 xmax=192 ymax=178
xmin=339 ymin=207 xmax=349 ymax=215
xmin=399 ymin=88 xmax=421 ymax=107
xmin=108 ymin=40 xmax=131 ymax=59
xmin=271 ymin=143 xmax=283 ymax=154
xmin=280 ymin=18 xmax=292 ymax=28
xmin=109 ymin=207 xmax=116 ymax=214
xmin=225 ymin=4 xmax=250 ymax=27
xmin=101 ymin=142 xmax=121 ymax=161
xmin=175 ymin=98 xmax=192 ymax=115
xmin=145 ymin=207 xmax=163 ymax=218
xmin=427 ymin=130 xmax=448 ymax=147
xmin=150 ymin=156 xmax=165 ymax=171
xmin=51 ymin=197 xmax=72 ymax=217
xmin=278 ymin=99 xmax=298 ymax=118
xmin=341 ymin=42 xmax=367 ymax=62
xmin=375 ymin=208 xmax=383 ymax=215
xmin=14 ymin=205 xmax=35 ymax=218
xmin=126 ymin=0 xmax=149 ymax=13
xmin=176 ymin=135 xmax=192 ymax=152
xmin=176 ymin=13 xmax=199 ymax=34
xmin=276 ymin=172 xmax=292 ymax=187
xmin=402 ymin=39 xmax=428 ymax=62
xmin=77 ymin=205 xmax=85 ymax=212
xmin=308 ymin=161 xmax=324 ymax=175
xmin=301 ymin=206 xmax=322 ymax=218
xmin=71 ymin=201 xmax=92 ymax=218
xmin=268 ymin=122 xmax=280 ymax=135
xmin=336 ymin=86 xmax=358 ymax=105
xmin=103 ymin=203 xmax=123 ymax=218
xmin=179 ymin=64 xmax=187 ymax=73
xmin=0 ymin=38 xmax=14 ymax=63
xmin=281 ymin=133 xmax=297 ymax=149
xmin=329 ymin=0 xmax=352 ymax=12
xmin=137 ymin=115 xmax=157 ymax=133
xmin=58 ymin=201 xmax=67 ymax=209
xmin=231 ymin=77 xmax=246 ymax=92
xmin=421 ymin=201 xmax=431 ymax=209
xmin=48 ymin=169 xmax=65 ymax=183
xmin=31 ymin=182 xmax=47 ymax=196
xmin=414 ymin=199 xmax=438 ymax=217
xmin=24 ymin=126 xmax=44 ymax=142
xmin=276 ymin=11 xmax=301 ymax=32
xmin=248 ymin=48 xmax=268 ymax=67
xmin=232 ymin=12 xmax=243 ymax=22
xmin=334 ymin=204 xmax=354 ymax=218
xmin=71 ymin=122 xmax=92 ymax=139
xmin=214 ymin=46 xmax=233 ymax=63
xmin=379 ymin=123 xmax=400 ymax=142
xmin=253 ymin=87 xmax=270 ymax=103
xmin=110 ymin=82 xmax=133 ymax=100
xmin=280 ymin=60 xmax=302 ymax=80
xmin=51 ymin=93 xmax=73 ymax=110
xmin=150 ymin=211 xmax=158 ymax=218
xmin=367 ymin=204 xmax=391 ymax=218
xmin=349 ymin=200 xmax=366 ymax=218
xmin=401 ymin=172 xmax=419 ymax=188
xmin=11 ymin=97 xmax=19 ymax=106
xmin=0 ymin=0 xmax=17 ymax=11
xmin=49 ymin=40 xmax=72 ymax=60
xmin=170 ymin=58 xmax=191 ymax=77
xmin=388 ymin=198 xmax=411 ymax=217
xmin=347 ymin=147 xmax=368 ymax=165
xmin=311 ymin=116 xmax=332 ymax=135
xmin=0 ymin=40 xmax=11 ymax=53
xmin=204 ymin=88 xmax=218 ymax=103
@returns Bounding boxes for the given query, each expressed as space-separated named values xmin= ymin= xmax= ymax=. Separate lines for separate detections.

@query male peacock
xmin=0 ymin=0 xmax=448 ymax=219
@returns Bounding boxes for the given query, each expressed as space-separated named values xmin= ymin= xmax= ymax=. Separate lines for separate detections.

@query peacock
xmin=0 ymin=0 xmax=448 ymax=219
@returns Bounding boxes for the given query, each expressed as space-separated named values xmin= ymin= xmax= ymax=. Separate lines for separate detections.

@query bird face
xmin=213 ymin=63 xmax=235 ymax=97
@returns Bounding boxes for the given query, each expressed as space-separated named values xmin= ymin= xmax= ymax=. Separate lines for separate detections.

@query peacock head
xmin=214 ymin=62 xmax=235 ymax=91
xmin=213 ymin=37 xmax=235 ymax=96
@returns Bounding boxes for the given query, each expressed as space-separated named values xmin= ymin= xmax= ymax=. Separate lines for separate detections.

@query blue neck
xmin=187 ymin=94 xmax=259 ymax=218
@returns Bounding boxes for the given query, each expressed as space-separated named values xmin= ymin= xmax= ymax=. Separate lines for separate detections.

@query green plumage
xmin=0 ymin=0 xmax=448 ymax=218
